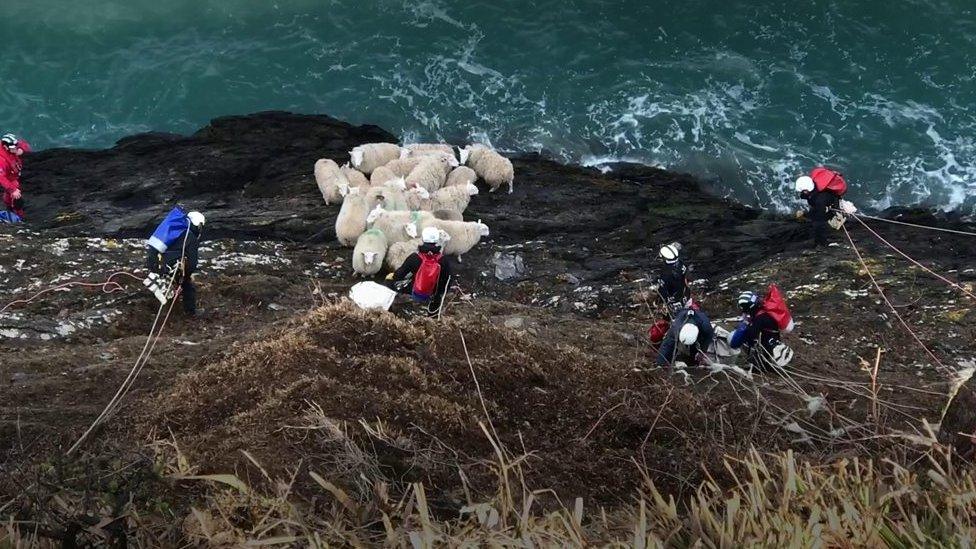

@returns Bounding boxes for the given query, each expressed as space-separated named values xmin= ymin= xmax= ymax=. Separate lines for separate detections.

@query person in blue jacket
xmin=656 ymin=306 xmax=714 ymax=367
xmin=729 ymin=291 xmax=783 ymax=368
xmin=144 ymin=207 xmax=205 ymax=316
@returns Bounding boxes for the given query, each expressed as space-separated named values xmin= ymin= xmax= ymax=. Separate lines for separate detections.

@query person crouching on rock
xmin=144 ymin=207 xmax=205 ymax=316
xmin=0 ymin=133 xmax=31 ymax=221
xmin=729 ymin=291 xmax=784 ymax=369
xmin=390 ymin=227 xmax=453 ymax=317
xmin=656 ymin=306 xmax=714 ymax=368
xmin=795 ymin=175 xmax=839 ymax=248
xmin=654 ymin=242 xmax=691 ymax=315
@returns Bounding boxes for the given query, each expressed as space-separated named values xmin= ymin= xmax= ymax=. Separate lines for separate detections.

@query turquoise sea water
xmin=0 ymin=0 xmax=974 ymax=212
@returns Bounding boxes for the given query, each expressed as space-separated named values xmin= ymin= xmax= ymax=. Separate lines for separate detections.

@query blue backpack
xmin=147 ymin=206 xmax=190 ymax=253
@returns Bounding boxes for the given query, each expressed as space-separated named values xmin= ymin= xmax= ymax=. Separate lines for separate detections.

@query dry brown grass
xmin=138 ymin=301 xmax=756 ymax=504
xmin=9 ymin=412 xmax=972 ymax=547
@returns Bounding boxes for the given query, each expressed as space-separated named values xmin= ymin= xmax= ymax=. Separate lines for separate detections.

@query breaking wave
xmin=0 ymin=0 xmax=974 ymax=214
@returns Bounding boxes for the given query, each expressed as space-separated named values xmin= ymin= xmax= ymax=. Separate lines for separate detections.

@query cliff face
xmin=2 ymin=112 xmax=976 ymax=531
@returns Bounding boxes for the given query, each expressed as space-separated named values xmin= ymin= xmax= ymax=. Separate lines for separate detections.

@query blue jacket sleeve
xmin=729 ymin=322 xmax=749 ymax=349
xmin=656 ymin=333 xmax=676 ymax=366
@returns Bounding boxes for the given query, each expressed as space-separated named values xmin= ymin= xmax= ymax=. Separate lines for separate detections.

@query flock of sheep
xmin=313 ymin=142 xmax=515 ymax=276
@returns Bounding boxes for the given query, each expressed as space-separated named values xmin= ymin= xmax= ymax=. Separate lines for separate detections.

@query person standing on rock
xmin=796 ymin=169 xmax=846 ymax=248
xmin=144 ymin=207 xmax=205 ymax=316
xmin=656 ymin=306 xmax=714 ymax=368
xmin=0 ymin=133 xmax=31 ymax=221
xmin=389 ymin=227 xmax=454 ymax=317
xmin=654 ymin=242 xmax=691 ymax=314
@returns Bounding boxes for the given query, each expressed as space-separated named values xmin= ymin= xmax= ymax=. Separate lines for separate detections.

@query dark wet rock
xmin=493 ymin=252 xmax=526 ymax=281
xmin=16 ymin=111 xmax=976 ymax=316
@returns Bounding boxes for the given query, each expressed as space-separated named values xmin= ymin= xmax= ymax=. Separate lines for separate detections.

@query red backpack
xmin=648 ymin=319 xmax=670 ymax=345
xmin=760 ymin=284 xmax=794 ymax=333
xmin=810 ymin=167 xmax=847 ymax=196
xmin=411 ymin=252 xmax=443 ymax=302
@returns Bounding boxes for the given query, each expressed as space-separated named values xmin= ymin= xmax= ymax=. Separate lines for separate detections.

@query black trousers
xmin=180 ymin=273 xmax=197 ymax=315
xmin=812 ymin=219 xmax=829 ymax=247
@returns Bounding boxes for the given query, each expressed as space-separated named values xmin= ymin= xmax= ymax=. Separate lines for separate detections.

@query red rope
xmin=841 ymin=225 xmax=950 ymax=374
xmin=849 ymin=214 xmax=976 ymax=302
xmin=0 ymin=272 xmax=143 ymax=314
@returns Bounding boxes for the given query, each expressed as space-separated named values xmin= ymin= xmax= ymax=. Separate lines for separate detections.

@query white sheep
xmin=460 ymin=144 xmax=515 ymax=193
xmin=433 ymin=209 xmax=463 ymax=221
xmin=313 ymin=158 xmax=348 ymax=205
xmin=352 ymin=228 xmax=388 ymax=276
xmin=432 ymin=219 xmax=490 ymax=256
xmin=403 ymin=143 xmax=456 ymax=158
xmin=335 ymin=187 xmax=370 ymax=246
xmin=363 ymin=185 xmax=408 ymax=212
xmin=383 ymin=157 xmax=424 ymax=178
xmin=350 ymin=143 xmax=402 ymax=174
xmin=341 ymin=163 xmax=370 ymax=189
xmin=400 ymin=146 xmax=458 ymax=174
xmin=431 ymin=183 xmax=479 ymax=213
xmin=405 ymin=156 xmax=451 ymax=193
xmin=367 ymin=208 xmax=436 ymax=245
xmin=445 ymin=166 xmax=477 ymax=188
xmin=385 ymin=239 xmax=422 ymax=271
xmin=404 ymin=187 xmax=432 ymax=211
xmin=370 ymin=165 xmax=399 ymax=187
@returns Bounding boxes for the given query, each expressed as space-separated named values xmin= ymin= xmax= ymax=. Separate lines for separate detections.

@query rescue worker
xmin=144 ymin=207 xmax=205 ymax=316
xmin=796 ymin=175 xmax=839 ymax=247
xmin=656 ymin=306 xmax=714 ymax=367
xmin=654 ymin=242 xmax=690 ymax=314
xmin=729 ymin=291 xmax=787 ymax=369
xmin=390 ymin=227 xmax=454 ymax=316
xmin=0 ymin=133 xmax=31 ymax=220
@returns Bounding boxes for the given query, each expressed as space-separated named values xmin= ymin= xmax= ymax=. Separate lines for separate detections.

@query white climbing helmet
xmin=421 ymin=226 xmax=440 ymax=244
xmin=678 ymin=323 xmax=699 ymax=345
xmin=795 ymin=176 xmax=815 ymax=193
xmin=659 ymin=242 xmax=681 ymax=264
xmin=187 ymin=211 xmax=206 ymax=227
xmin=1 ymin=134 xmax=17 ymax=150
xmin=738 ymin=291 xmax=760 ymax=313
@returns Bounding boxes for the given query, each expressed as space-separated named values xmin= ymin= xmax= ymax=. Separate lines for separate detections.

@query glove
xmin=143 ymin=272 xmax=171 ymax=304
xmin=10 ymin=189 xmax=21 ymax=200
xmin=827 ymin=212 xmax=846 ymax=230
xmin=794 ymin=210 xmax=805 ymax=220
xmin=385 ymin=272 xmax=394 ymax=281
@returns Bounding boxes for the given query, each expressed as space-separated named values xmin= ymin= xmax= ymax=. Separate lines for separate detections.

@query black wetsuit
xmin=145 ymin=225 xmax=201 ymax=315
xmin=392 ymin=243 xmax=454 ymax=313
xmin=803 ymin=189 xmax=840 ymax=247
xmin=656 ymin=260 xmax=690 ymax=313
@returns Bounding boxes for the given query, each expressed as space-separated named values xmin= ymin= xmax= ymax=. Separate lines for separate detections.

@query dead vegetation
xmin=138 ymin=301 xmax=762 ymax=505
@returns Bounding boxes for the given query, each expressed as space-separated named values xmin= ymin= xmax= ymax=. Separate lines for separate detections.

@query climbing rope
xmin=841 ymin=224 xmax=951 ymax=375
xmin=0 ymin=271 xmax=143 ymax=314
xmin=851 ymin=212 xmax=976 ymax=238
xmin=847 ymin=213 xmax=976 ymax=302
xmin=67 ymin=229 xmax=192 ymax=455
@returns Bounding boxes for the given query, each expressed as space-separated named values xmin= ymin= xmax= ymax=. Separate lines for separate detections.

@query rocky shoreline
xmin=20 ymin=111 xmax=976 ymax=312
xmin=2 ymin=112 xmax=976 ymax=544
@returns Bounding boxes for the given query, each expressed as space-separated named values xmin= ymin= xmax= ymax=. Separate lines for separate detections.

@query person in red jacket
xmin=0 ymin=133 xmax=30 ymax=219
